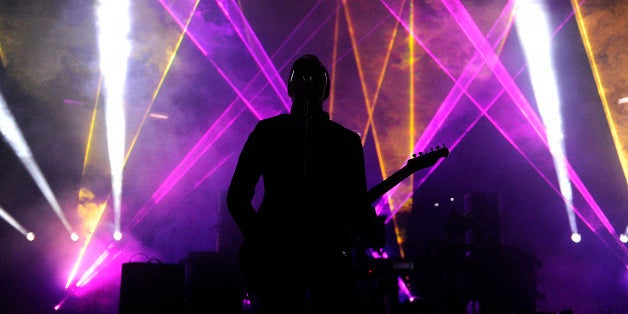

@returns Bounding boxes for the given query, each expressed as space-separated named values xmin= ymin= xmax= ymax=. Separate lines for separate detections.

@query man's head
xmin=287 ymin=54 xmax=330 ymax=104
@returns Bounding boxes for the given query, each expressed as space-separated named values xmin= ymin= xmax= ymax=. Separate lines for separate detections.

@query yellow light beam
xmin=343 ymin=0 xmax=410 ymax=258
xmin=341 ymin=0 xmax=388 ymax=182
xmin=366 ymin=1 xmax=408 ymax=259
xmin=571 ymin=0 xmax=628 ymax=185
xmin=329 ymin=0 xmax=342 ymax=118
xmin=359 ymin=11 xmax=403 ymax=144
xmin=383 ymin=0 xmax=412 ymax=260
xmin=389 ymin=0 xmax=416 ymax=260
xmin=123 ymin=0 xmax=201 ymax=166
xmin=495 ymin=13 xmax=515 ymax=56
xmin=408 ymin=0 xmax=415 ymax=156
xmin=82 ymin=77 xmax=102 ymax=176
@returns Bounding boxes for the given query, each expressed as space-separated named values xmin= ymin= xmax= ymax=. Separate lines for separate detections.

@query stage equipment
xmin=119 ymin=261 xmax=185 ymax=314
xmin=181 ymin=251 xmax=244 ymax=314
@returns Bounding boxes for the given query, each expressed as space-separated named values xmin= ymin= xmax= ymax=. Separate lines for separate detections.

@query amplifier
xmin=119 ymin=262 xmax=185 ymax=314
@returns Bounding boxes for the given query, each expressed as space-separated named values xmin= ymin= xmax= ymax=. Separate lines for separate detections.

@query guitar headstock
xmin=366 ymin=144 xmax=450 ymax=203
xmin=406 ymin=145 xmax=450 ymax=172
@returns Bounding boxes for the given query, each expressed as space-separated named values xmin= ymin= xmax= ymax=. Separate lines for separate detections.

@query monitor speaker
xmin=182 ymin=251 xmax=244 ymax=314
xmin=119 ymin=262 xmax=184 ymax=314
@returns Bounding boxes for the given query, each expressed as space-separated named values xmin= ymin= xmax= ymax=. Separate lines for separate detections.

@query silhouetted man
xmin=227 ymin=54 xmax=377 ymax=313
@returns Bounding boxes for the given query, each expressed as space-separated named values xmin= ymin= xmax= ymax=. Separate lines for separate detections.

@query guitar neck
xmin=365 ymin=146 xmax=449 ymax=204
xmin=366 ymin=165 xmax=416 ymax=204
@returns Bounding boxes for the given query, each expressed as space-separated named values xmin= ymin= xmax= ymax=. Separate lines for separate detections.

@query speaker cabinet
xmin=119 ymin=262 xmax=184 ymax=314
xmin=182 ymin=251 xmax=244 ymax=314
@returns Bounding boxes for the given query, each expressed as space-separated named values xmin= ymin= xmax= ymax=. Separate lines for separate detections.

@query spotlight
xmin=97 ymin=0 xmax=131 ymax=242
xmin=433 ymin=202 xmax=440 ymax=207
xmin=113 ymin=231 xmax=122 ymax=241
xmin=516 ymin=0 xmax=577 ymax=245
xmin=26 ymin=232 xmax=35 ymax=241
xmin=450 ymin=197 xmax=455 ymax=202
xmin=571 ymin=232 xmax=581 ymax=243
xmin=0 ymin=206 xmax=32 ymax=238
xmin=71 ymin=232 xmax=79 ymax=242
xmin=1 ymin=93 xmax=76 ymax=236
xmin=620 ymin=234 xmax=628 ymax=244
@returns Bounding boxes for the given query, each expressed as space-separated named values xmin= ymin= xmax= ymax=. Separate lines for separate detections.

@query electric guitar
xmin=355 ymin=145 xmax=450 ymax=250
xmin=367 ymin=145 xmax=450 ymax=204
xmin=353 ymin=145 xmax=450 ymax=277
xmin=239 ymin=145 xmax=450 ymax=287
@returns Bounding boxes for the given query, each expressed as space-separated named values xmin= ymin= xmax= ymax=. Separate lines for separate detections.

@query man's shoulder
xmin=255 ymin=113 xmax=359 ymax=139
xmin=256 ymin=114 xmax=292 ymax=127
xmin=327 ymin=119 xmax=359 ymax=138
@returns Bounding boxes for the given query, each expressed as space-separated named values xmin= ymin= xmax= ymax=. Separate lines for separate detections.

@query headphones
xmin=287 ymin=54 xmax=330 ymax=102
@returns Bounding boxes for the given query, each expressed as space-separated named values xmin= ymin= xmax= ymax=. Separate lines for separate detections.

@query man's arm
xmin=349 ymin=132 xmax=379 ymax=247
xmin=227 ymin=127 xmax=262 ymax=241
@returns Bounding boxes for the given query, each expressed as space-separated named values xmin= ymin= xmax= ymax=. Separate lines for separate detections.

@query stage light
xmin=433 ymin=202 xmax=439 ymax=208
xmin=66 ymin=2 xmax=185 ymax=294
xmin=71 ymin=232 xmax=79 ymax=242
xmin=571 ymin=232 xmax=582 ymax=243
xmin=0 ymin=93 xmax=76 ymax=237
xmin=26 ymin=232 xmax=35 ymax=241
xmin=515 ymin=0 xmax=578 ymax=239
xmin=0 ymin=205 xmax=31 ymax=238
xmin=450 ymin=197 xmax=455 ymax=202
xmin=620 ymin=234 xmax=628 ymax=244
xmin=397 ymin=276 xmax=416 ymax=302
xmin=96 ymin=0 xmax=132 ymax=237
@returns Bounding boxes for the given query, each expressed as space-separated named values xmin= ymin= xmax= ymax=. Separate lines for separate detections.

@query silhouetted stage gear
xmin=353 ymin=254 xmax=417 ymax=314
xmin=181 ymin=251 xmax=244 ymax=314
xmin=120 ymin=253 xmax=244 ymax=314
xmin=405 ymin=192 xmax=541 ymax=313
xmin=119 ymin=261 xmax=185 ymax=314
